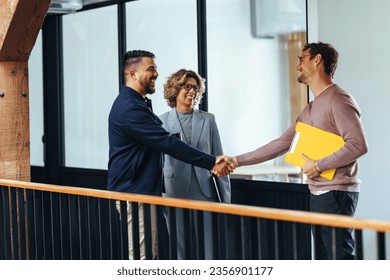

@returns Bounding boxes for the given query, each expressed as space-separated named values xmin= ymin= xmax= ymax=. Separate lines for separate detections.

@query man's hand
xmin=211 ymin=155 xmax=238 ymax=176
xmin=301 ymin=154 xmax=320 ymax=179
xmin=219 ymin=155 xmax=238 ymax=170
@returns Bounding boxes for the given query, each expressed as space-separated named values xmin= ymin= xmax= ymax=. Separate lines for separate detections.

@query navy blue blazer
xmin=108 ymin=86 xmax=215 ymax=196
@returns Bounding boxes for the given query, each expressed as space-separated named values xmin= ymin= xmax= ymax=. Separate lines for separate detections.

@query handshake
xmin=211 ymin=155 xmax=238 ymax=177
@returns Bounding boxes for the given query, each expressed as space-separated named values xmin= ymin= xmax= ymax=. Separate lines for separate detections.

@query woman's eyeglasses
xmin=182 ymin=83 xmax=200 ymax=92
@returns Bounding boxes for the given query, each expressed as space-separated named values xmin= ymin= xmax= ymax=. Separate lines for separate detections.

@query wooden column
xmin=0 ymin=0 xmax=50 ymax=181
xmin=0 ymin=62 xmax=30 ymax=181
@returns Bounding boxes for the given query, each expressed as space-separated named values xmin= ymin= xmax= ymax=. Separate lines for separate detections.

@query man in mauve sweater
xmin=223 ymin=42 xmax=368 ymax=259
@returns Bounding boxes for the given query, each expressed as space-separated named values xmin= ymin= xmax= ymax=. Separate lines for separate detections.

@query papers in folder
xmin=284 ymin=122 xmax=345 ymax=180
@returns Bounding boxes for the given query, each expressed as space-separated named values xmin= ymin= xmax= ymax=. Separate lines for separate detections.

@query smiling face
xmin=296 ymin=49 xmax=315 ymax=85
xmin=175 ymin=77 xmax=199 ymax=112
xmin=139 ymin=57 xmax=158 ymax=94
xmin=132 ymin=57 xmax=159 ymax=95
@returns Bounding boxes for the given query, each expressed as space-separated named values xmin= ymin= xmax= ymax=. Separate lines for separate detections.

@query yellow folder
xmin=284 ymin=122 xmax=345 ymax=180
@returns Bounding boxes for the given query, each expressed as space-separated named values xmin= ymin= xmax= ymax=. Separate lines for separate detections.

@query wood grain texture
xmin=0 ymin=0 xmax=51 ymax=61
xmin=0 ymin=62 xmax=30 ymax=181
xmin=0 ymin=1 xmax=49 ymax=181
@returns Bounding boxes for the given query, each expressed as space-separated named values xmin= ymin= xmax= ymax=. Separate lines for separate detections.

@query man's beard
xmin=147 ymin=87 xmax=155 ymax=94
xmin=297 ymin=75 xmax=304 ymax=84
xmin=143 ymin=80 xmax=156 ymax=94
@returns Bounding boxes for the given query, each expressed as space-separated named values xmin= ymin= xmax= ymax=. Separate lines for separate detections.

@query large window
xmin=207 ymin=0 xmax=306 ymax=181
xmin=126 ymin=0 xmax=198 ymax=117
xmin=29 ymin=31 xmax=44 ymax=167
xmin=63 ymin=5 xmax=118 ymax=169
xmin=31 ymin=0 xmax=306 ymax=180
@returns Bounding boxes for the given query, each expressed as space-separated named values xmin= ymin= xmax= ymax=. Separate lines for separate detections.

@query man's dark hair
xmin=122 ymin=50 xmax=155 ymax=72
xmin=303 ymin=42 xmax=339 ymax=78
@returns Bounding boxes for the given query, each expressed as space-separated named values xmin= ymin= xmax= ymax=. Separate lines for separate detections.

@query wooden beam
xmin=0 ymin=0 xmax=50 ymax=181
xmin=0 ymin=0 xmax=50 ymax=61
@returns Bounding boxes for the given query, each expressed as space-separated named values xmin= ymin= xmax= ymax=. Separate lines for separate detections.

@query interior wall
xmin=308 ymin=0 xmax=390 ymax=258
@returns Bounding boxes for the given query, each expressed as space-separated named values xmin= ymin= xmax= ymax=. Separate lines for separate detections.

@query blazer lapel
xmin=166 ymin=109 xmax=186 ymax=142
xmin=191 ymin=110 xmax=205 ymax=148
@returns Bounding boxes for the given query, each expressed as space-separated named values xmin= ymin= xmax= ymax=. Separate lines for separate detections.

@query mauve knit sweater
xmin=235 ymin=84 xmax=368 ymax=193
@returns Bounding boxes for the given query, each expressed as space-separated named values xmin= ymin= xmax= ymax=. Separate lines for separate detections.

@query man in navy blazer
xmin=107 ymin=50 xmax=233 ymax=259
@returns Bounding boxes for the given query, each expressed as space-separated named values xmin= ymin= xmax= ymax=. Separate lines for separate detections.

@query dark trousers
xmin=310 ymin=191 xmax=359 ymax=260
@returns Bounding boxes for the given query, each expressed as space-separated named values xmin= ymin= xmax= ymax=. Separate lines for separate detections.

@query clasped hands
xmin=212 ymin=154 xmax=321 ymax=178
xmin=211 ymin=155 xmax=238 ymax=177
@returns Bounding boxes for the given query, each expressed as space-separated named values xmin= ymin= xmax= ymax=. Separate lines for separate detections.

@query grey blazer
xmin=159 ymin=109 xmax=231 ymax=203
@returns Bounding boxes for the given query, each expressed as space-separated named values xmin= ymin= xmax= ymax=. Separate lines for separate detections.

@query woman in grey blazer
xmin=160 ymin=69 xmax=231 ymax=259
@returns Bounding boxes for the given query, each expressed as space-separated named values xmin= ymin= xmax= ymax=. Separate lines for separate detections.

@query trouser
xmin=162 ymin=185 xmax=219 ymax=260
xmin=116 ymin=201 xmax=157 ymax=260
xmin=310 ymin=191 xmax=359 ymax=260
xmin=164 ymin=208 xmax=215 ymax=260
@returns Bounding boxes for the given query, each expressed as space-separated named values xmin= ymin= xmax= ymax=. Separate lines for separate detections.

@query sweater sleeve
xmin=235 ymin=123 xmax=296 ymax=166
xmin=316 ymin=92 xmax=368 ymax=171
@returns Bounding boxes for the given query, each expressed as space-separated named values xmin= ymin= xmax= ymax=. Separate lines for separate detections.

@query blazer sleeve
xmin=124 ymin=106 xmax=216 ymax=170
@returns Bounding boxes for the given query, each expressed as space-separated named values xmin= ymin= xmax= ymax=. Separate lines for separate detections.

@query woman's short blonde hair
xmin=163 ymin=69 xmax=205 ymax=108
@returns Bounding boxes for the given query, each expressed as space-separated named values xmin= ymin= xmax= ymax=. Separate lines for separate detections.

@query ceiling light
xmin=48 ymin=0 xmax=83 ymax=14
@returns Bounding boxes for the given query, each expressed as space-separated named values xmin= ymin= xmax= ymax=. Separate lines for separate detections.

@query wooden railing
xmin=1 ymin=179 xmax=389 ymax=260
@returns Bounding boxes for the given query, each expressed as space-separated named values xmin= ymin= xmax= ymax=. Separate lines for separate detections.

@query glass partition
xmin=57 ymin=0 xmax=307 ymax=180
xmin=29 ymin=31 xmax=44 ymax=167
xmin=126 ymin=0 xmax=198 ymax=117
xmin=207 ymin=0 xmax=307 ymax=182
xmin=63 ymin=5 xmax=118 ymax=169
